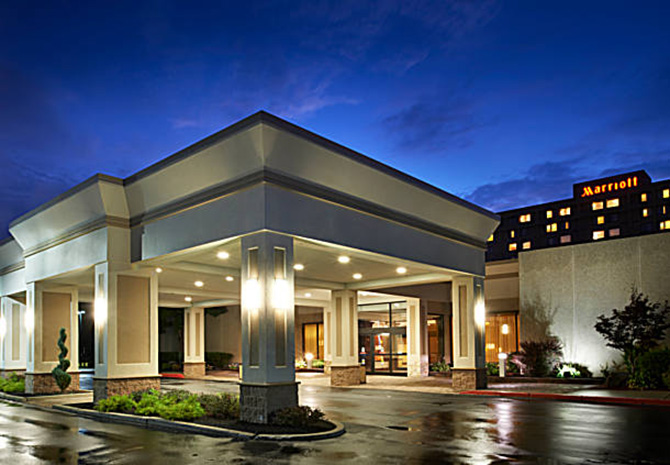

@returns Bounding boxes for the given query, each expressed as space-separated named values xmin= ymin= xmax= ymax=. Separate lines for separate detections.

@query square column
xmin=93 ymin=263 xmax=160 ymax=401
xmin=407 ymin=297 xmax=429 ymax=377
xmin=25 ymin=284 xmax=80 ymax=394
xmin=1 ymin=296 xmax=26 ymax=376
xmin=329 ymin=289 xmax=360 ymax=386
xmin=322 ymin=305 xmax=332 ymax=374
xmin=240 ymin=232 xmax=297 ymax=423
xmin=183 ymin=307 xmax=206 ymax=377
xmin=451 ymin=276 xmax=487 ymax=390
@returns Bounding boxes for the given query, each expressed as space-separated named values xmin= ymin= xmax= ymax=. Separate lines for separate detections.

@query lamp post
xmin=498 ymin=352 xmax=508 ymax=378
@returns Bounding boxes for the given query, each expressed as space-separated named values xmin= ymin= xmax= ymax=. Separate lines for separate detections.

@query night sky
xmin=2 ymin=1 xmax=670 ymax=238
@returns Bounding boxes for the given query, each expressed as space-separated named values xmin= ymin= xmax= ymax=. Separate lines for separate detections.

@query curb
xmin=54 ymin=405 xmax=345 ymax=441
xmin=460 ymin=390 xmax=670 ymax=408
xmin=0 ymin=391 xmax=27 ymax=403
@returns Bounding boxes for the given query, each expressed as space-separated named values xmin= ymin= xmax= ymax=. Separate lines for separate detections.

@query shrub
xmin=486 ymin=360 xmax=518 ymax=376
xmin=629 ymin=348 xmax=670 ymax=389
xmin=270 ymin=406 xmax=325 ymax=428
xmin=0 ymin=373 xmax=25 ymax=393
xmin=510 ymin=339 xmax=563 ymax=377
xmin=205 ymin=352 xmax=233 ymax=370
xmin=51 ymin=328 xmax=72 ymax=392
xmin=198 ymin=393 xmax=240 ymax=420
xmin=311 ymin=359 xmax=325 ymax=369
xmin=295 ymin=360 xmax=307 ymax=369
xmin=158 ymin=395 xmax=205 ymax=421
xmin=95 ymin=394 xmax=137 ymax=414
xmin=430 ymin=360 xmax=450 ymax=373
xmin=595 ymin=290 xmax=670 ymax=385
xmin=555 ymin=363 xmax=592 ymax=379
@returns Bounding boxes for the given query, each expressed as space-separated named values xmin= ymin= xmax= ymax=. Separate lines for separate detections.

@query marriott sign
xmin=573 ymin=171 xmax=651 ymax=199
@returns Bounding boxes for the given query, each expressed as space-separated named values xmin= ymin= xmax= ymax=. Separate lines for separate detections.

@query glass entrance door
xmin=359 ymin=329 xmax=407 ymax=374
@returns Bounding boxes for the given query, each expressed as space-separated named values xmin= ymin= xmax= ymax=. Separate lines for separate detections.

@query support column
xmin=25 ymin=284 xmax=80 ymax=394
xmin=0 ymin=296 xmax=27 ymax=377
xmin=451 ymin=276 xmax=487 ymax=391
xmin=239 ymin=232 xmax=297 ymax=424
xmin=407 ymin=298 xmax=429 ymax=377
xmin=183 ymin=307 xmax=206 ymax=377
xmin=323 ymin=305 xmax=332 ymax=374
xmin=329 ymin=289 xmax=360 ymax=386
xmin=93 ymin=263 xmax=160 ymax=401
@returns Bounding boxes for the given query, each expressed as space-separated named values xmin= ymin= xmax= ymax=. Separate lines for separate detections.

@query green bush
xmin=0 ymin=373 xmax=25 ymax=393
xmin=555 ymin=363 xmax=593 ymax=378
xmin=629 ymin=348 xmax=670 ymax=389
xmin=311 ymin=359 xmax=325 ymax=369
xmin=430 ymin=360 xmax=450 ymax=373
xmin=197 ymin=393 xmax=240 ymax=420
xmin=95 ymin=394 xmax=137 ymax=414
xmin=510 ymin=339 xmax=563 ymax=377
xmin=270 ymin=406 xmax=325 ymax=428
xmin=158 ymin=395 xmax=205 ymax=421
xmin=205 ymin=352 xmax=233 ymax=370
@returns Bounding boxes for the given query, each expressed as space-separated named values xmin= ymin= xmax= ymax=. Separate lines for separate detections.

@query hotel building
xmin=485 ymin=171 xmax=670 ymax=370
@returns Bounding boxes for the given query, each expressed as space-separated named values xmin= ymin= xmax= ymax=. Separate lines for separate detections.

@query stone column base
xmin=93 ymin=376 xmax=161 ymax=402
xmin=183 ymin=362 xmax=206 ymax=378
xmin=452 ymin=368 xmax=487 ymax=391
xmin=25 ymin=372 xmax=80 ymax=394
xmin=239 ymin=381 xmax=299 ymax=424
xmin=330 ymin=365 xmax=362 ymax=386
xmin=0 ymin=369 xmax=26 ymax=378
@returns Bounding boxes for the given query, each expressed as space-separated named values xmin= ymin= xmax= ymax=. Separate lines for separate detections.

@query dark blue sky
xmin=1 ymin=1 xmax=670 ymax=237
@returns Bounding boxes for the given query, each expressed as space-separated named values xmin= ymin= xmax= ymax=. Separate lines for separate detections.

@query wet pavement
xmin=2 ymin=379 xmax=670 ymax=464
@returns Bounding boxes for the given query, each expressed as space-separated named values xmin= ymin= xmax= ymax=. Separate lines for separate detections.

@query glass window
xmin=508 ymin=243 xmax=517 ymax=252
xmin=661 ymin=220 xmax=670 ymax=230
xmin=546 ymin=223 xmax=557 ymax=233
xmin=564 ymin=221 xmax=570 ymax=229
xmin=358 ymin=303 xmax=390 ymax=329
xmin=303 ymin=323 xmax=324 ymax=360
xmin=664 ymin=189 xmax=669 ymax=199
xmin=559 ymin=207 xmax=571 ymax=216
xmin=510 ymin=230 xmax=515 ymax=238
xmin=522 ymin=241 xmax=531 ymax=250
xmin=592 ymin=201 xmax=604 ymax=210
xmin=487 ymin=234 xmax=494 ymax=242
xmin=607 ymin=198 xmax=620 ymax=208
xmin=609 ymin=228 xmax=620 ymax=237
xmin=641 ymin=193 xmax=648 ymax=202
xmin=597 ymin=216 xmax=605 ymax=225
xmin=643 ymin=208 xmax=649 ymax=218
xmin=593 ymin=230 xmax=605 ymax=240
xmin=546 ymin=210 xmax=553 ymax=219
xmin=560 ymin=235 xmax=571 ymax=244
xmin=519 ymin=214 xmax=531 ymax=223
xmin=485 ymin=312 xmax=518 ymax=362
xmin=391 ymin=303 xmax=407 ymax=328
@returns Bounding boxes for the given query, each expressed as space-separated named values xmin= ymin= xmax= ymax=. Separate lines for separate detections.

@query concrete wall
xmin=519 ymin=233 xmax=670 ymax=375
xmin=205 ymin=306 xmax=242 ymax=362
xmin=485 ymin=260 xmax=519 ymax=313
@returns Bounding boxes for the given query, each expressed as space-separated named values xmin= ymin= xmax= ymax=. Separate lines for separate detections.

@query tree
xmin=594 ymin=290 xmax=670 ymax=382
xmin=51 ymin=328 xmax=72 ymax=392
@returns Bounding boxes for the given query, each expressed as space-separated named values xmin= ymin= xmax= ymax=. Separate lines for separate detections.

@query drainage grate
xmin=387 ymin=425 xmax=411 ymax=431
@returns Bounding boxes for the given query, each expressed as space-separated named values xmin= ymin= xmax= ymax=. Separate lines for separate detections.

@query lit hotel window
xmin=606 ymin=198 xmax=620 ymax=208
xmin=609 ymin=228 xmax=620 ymax=237
xmin=519 ymin=214 xmax=531 ymax=223
xmin=546 ymin=210 xmax=553 ymax=219
xmin=643 ymin=208 xmax=649 ymax=218
xmin=522 ymin=241 xmax=531 ymax=250
xmin=510 ymin=230 xmax=515 ymax=238
xmin=592 ymin=201 xmax=604 ymax=210
xmin=559 ymin=207 xmax=571 ymax=216
xmin=593 ymin=230 xmax=605 ymax=240
xmin=564 ymin=221 xmax=570 ymax=229
xmin=661 ymin=220 xmax=670 ymax=230
xmin=597 ymin=216 xmax=605 ymax=225
xmin=664 ymin=189 xmax=670 ymax=199
xmin=641 ymin=193 xmax=647 ymax=202
xmin=560 ymin=235 xmax=571 ymax=244
xmin=546 ymin=223 xmax=557 ymax=233
xmin=509 ymin=243 xmax=517 ymax=251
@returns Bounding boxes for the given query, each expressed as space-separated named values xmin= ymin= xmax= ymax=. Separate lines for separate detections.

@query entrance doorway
xmin=358 ymin=301 xmax=408 ymax=374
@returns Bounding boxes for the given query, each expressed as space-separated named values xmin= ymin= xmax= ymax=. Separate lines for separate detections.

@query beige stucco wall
xmin=41 ymin=292 xmax=71 ymax=363
xmin=205 ymin=306 xmax=242 ymax=362
xmin=117 ymin=276 xmax=150 ymax=364
xmin=519 ymin=233 xmax=670 ymax=375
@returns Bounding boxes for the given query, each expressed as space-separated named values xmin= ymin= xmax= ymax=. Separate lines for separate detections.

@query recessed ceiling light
xmin=293 ymin=264 xmax=305 ymax=271
xmin=217 ymin=251 xmax=230 ymax=260
xmin=185 ymin=296 xmax=192 ymax=302
xmin=338 ymin=255 xmax=350 ymax=264
xmin=194 ymin=281 xmax=204 ymax=288
xmin=155 ymin=267 xmax=163 ymax=273
xmin=353 ymin=273 xmax=362 ymax=280
xmin=225 ymin=276 xmax=234 ymax=282
xmin=396 ymin=267 xmax=407 ymax=274
xmin=305 ymin=292 xmax=312 ymax=298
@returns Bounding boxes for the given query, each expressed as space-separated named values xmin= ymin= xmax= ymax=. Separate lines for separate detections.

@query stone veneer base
xmin=0 ymin=369 xmax=26 ymax=378
xmin=93 ymin=377 xmax=161 ymax=402
xmin=452 ymin=368 xmax=487 ymax=391
xmin=330 ymin=366 xmax=362 ymax=386
xmin=25 ymin=372 xmax=80 ymax=394
xmin=183 ymin=362 xmax=206 ymax=378
xmin=239 ymin=382 xmax=299 ymax=424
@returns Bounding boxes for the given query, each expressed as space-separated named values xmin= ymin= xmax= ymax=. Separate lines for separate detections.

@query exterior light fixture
xmin=293 ymin=263 xmax=304 ymax=271
xmin=25 ymin=308 xmax=35 ymax=332
xmin=305 ymin=352 xmax=314 ymax=369
xmin=155 ymin=267 xmax=163 ymax=273
xmin=217 ymin=251 xmax=230 ymax=260
xmin=94 ymin=297 xmax=108 ymax=327
xmin=273 ymin=278 xmax=291 ymax=311
xmin=338 ymin=255 xmax=350 ymax=264
xmin=244 ymin=279 xmax=261 ymax=312
xmin=194 ymin=281 xmax=204 ymax=288
xmin=305 ymin=292 xmax=312 ymax=298
xmin=498 ymin=352 xmax=508 ymax=378
xmin=396 ymin=266 xmax=407 ymax=274
xmin=225 ymin=276 xmax=234 ymax=282
xmin=502 ymin=324 xmax=510 ymax=335
xmin=474 ymin=301 xmax=486 ymax=328
xmin=353 ymin=273 xmax=362 ymax=280
xmin=185 ymin=296 xmax=192 ymax=302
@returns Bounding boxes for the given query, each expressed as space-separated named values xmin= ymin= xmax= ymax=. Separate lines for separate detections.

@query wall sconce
xmin=501 ymin=323 xmax=510 ymax=335
xmin=95 ymin=297 xmax=108 ymax=326
xmin=25 ymin=308 xmax=34 ymax=332
xmin=244 ymin=278 xmax=262 ymax=312
xmin=474 ymin=300 xmax=486 ymax=328
xmin=272 ymin=278 xmax=291 ymax=311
